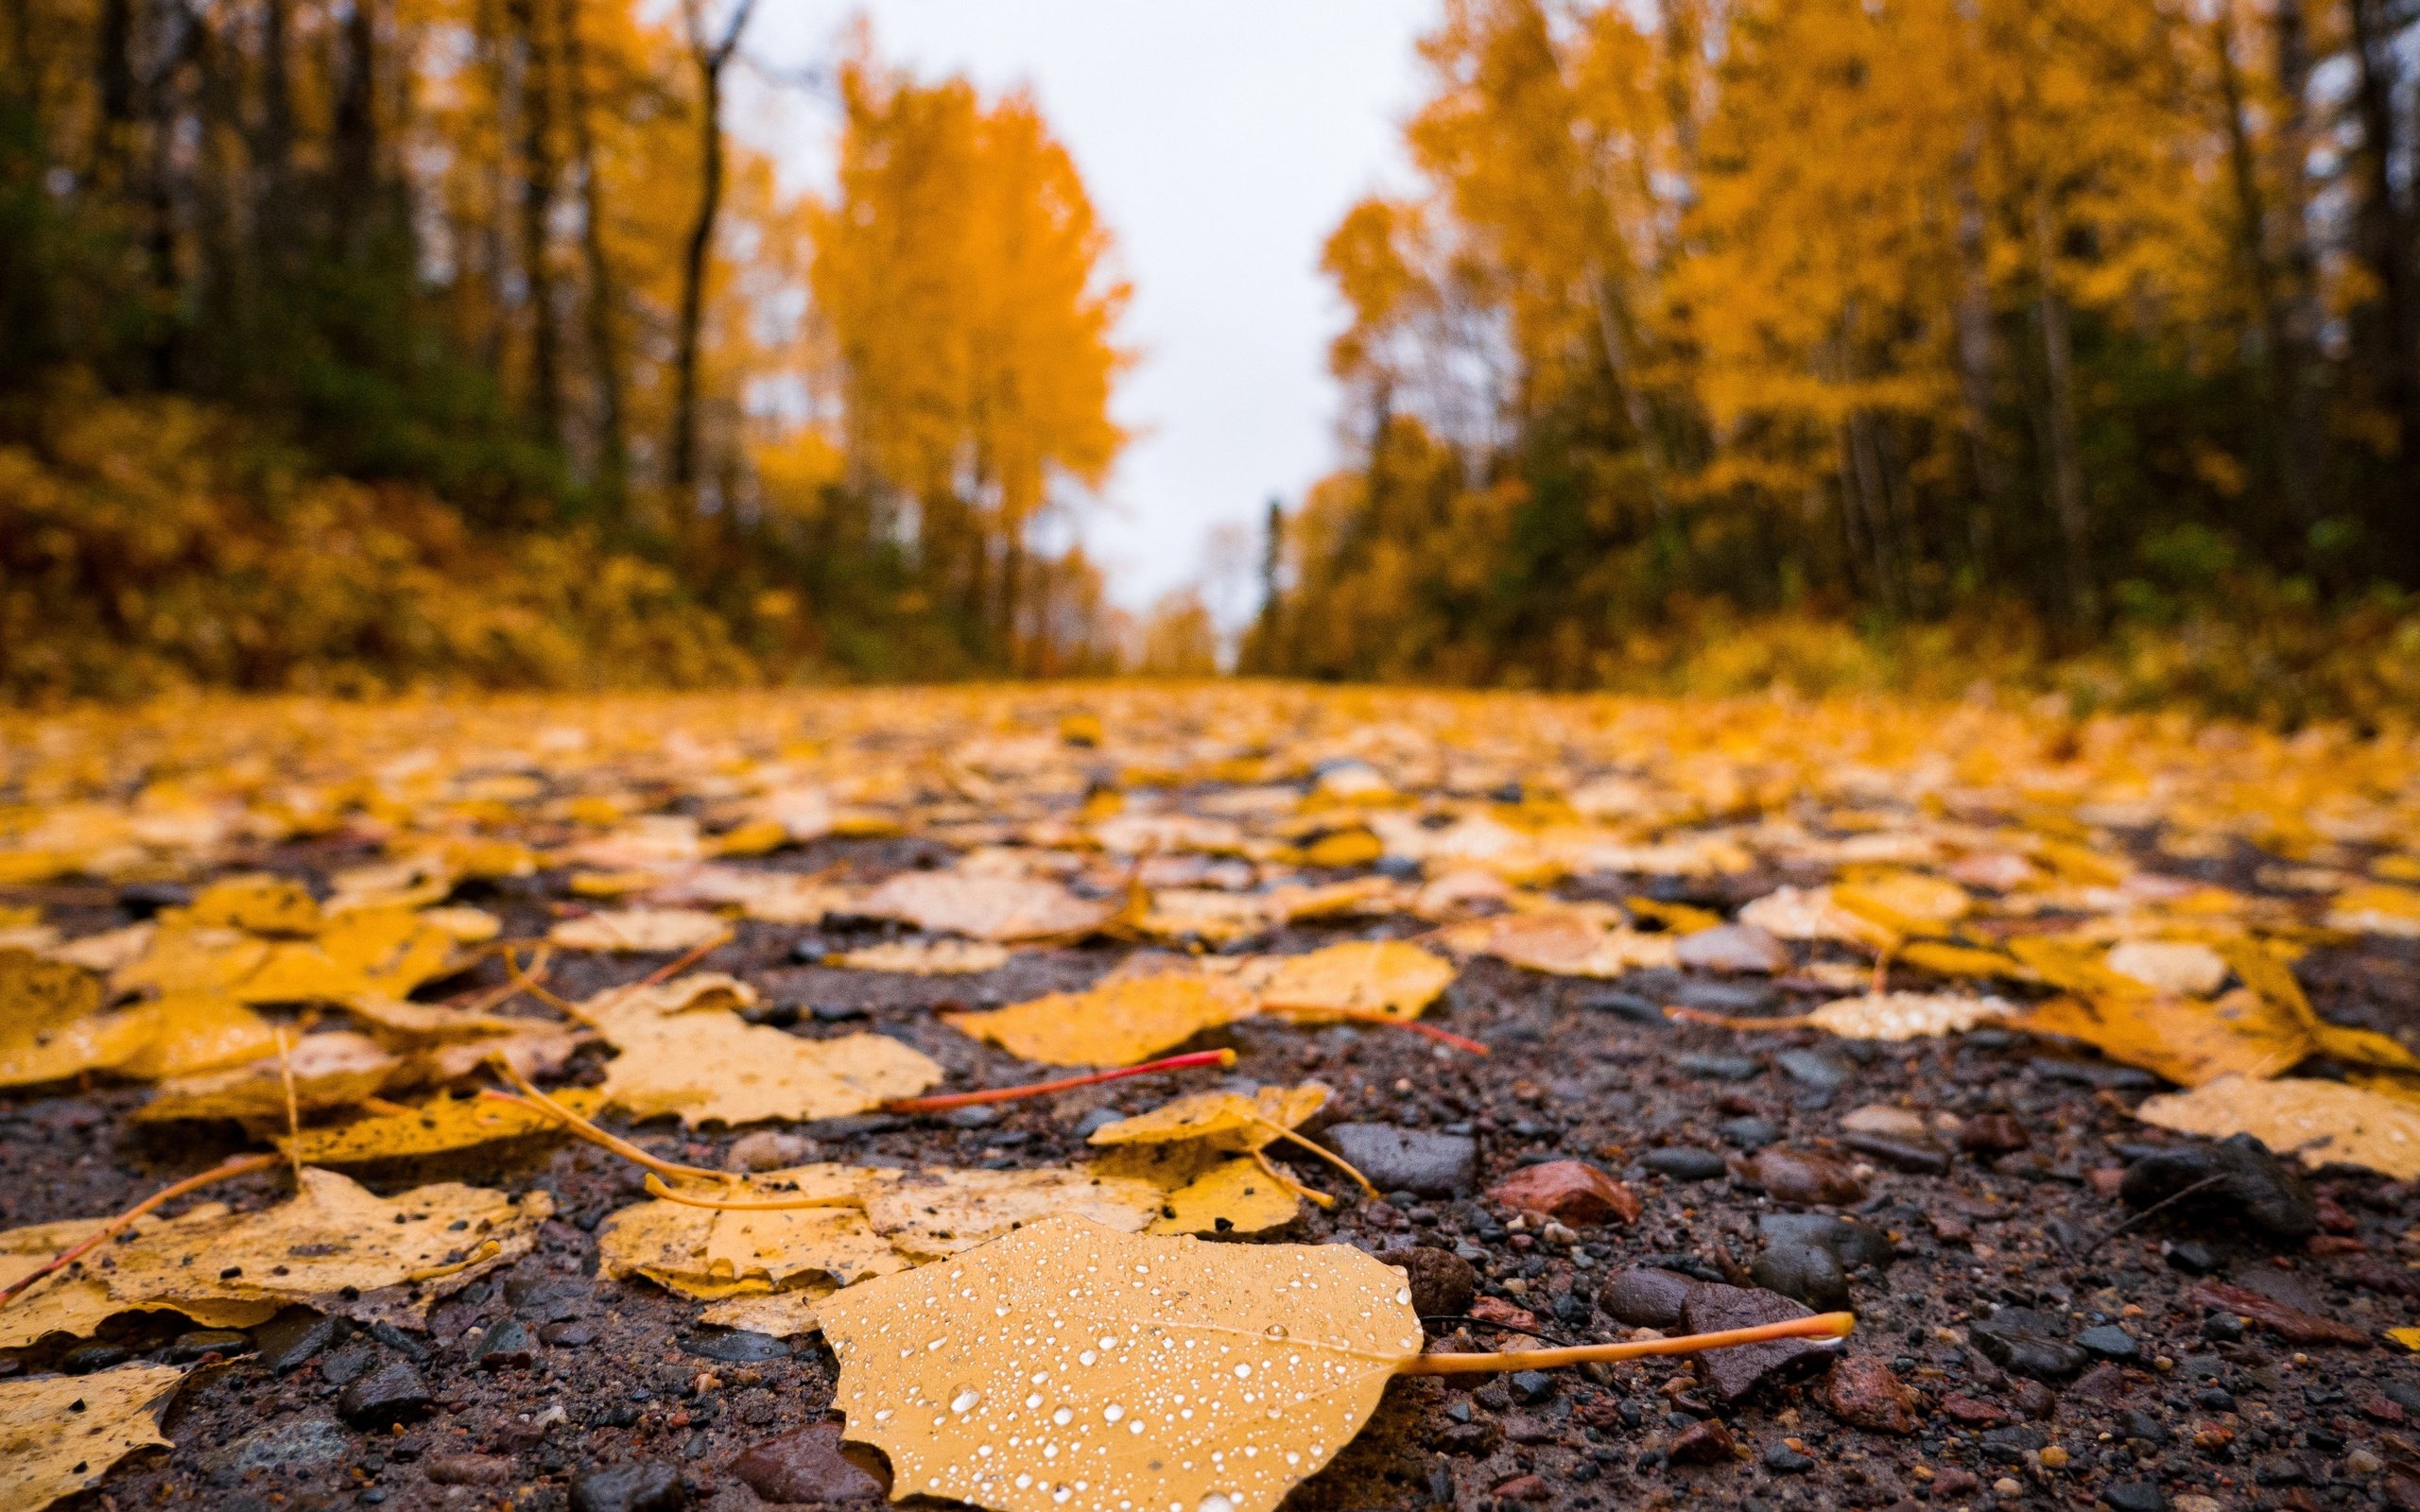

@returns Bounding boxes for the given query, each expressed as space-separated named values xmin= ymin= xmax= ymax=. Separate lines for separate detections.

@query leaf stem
xmin=1250 ymin=1147 xmax=1336 ymax=1210
xmin=0 ymin=1153 xmax=282 ymax=1310
xmin=884 ymin=1049 xmax=1237 ymax=1114
xmin=641 ymin=1172 xmax=860 ymax=1211
xmin=480 ymin=1057 xmax=729 ymax=1183
xmin=1396 ymin=1311 xmax=1855 ymax=1374
xmin=1252 ymin=1115 xmax=1380 ymax=1199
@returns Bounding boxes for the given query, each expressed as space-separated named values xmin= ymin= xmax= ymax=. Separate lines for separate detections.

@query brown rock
xmin=1598 ymin=1266 xmax=1696 ymax=1328
xmin=1957 ymin=1113 xmax=2030 ymax=1156
xmin=1931 ymin=1467 xmax=1981 ymax=1498
xmin=1466 ymin=1296 xmax=1546 ymax=1335
xmin=2189 ymin=1280 xmax=2372 ymax=1347
xmin=1679 ymin=1282 xmax=1834 ymax=1405
xmin=727 ymin=1130 xmax=815 ymax=1173
xmin=728 ymin=1423 xmax=890 ymax=1504
xmin=1379 ymin=1246 xmax=1478 ymax=1321
xmin=1486 ymin=1160 xmax=1640 ymax=1226
xmin=2087 ymin=1166 xmax=2129 ymax=1198
xmin=2011 ymin=1380 xmax=2058 ymax=1418
xmin=1668 ymin=1418 xmax=1738 ymax=1465
xmin=2309 ymin=1235 xmax=2368 ymax=1256
xmin=424 ymin=1454 xmax=515 ymax=1486
xmin=1492 ymin=1473 xmax=1552 ymax=1501
xmin=1735 ymin=1148 xmax=1867 ymax=1206
xmin=1824 ymin=1357 xmax=1922 ymax=1434
xmin=2068 ymin=1362 xmax=2130 ymax=1401
xmin=1938 ymin=1394 xmax=2005 ymax=1426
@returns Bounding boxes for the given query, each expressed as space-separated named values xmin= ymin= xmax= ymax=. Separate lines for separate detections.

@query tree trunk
xmin=1951 ymin=129 xmax=2004 ymax=573
xmin=2031 ymin=190 xmax=2094 ymax=631
xmin=95 ymin=0 xmax=136 ymax=186
xmin=331 ymin=0 xmax=378 ymax=257
xmin=507 ymin=0 xmax=562 ymax=450
xmin=668 ymin=0 xmax=756 ymax=501
xmin=2345 ymin=0 xmax=2420 ymax=455
xmin=2211 ymin=1 xmax=2309 ymax=535
xmin=557 ymin=0 xmax=627 ymax=508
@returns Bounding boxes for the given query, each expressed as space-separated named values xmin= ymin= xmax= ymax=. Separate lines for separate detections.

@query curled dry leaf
xmin=135 ymin=1030 xmax=397 ymax=1122
xmin=822 ymin=1214 xmax=1425 ymax=1512
xmin=1252 ymin=941 xmax=1456 ymax=1022
xmin=944 ymin=973 xmax=1255 ymax=1068
xmin=0 ymin=1362 xmax=186 ymax=1512
xmin=860 ymin=871 xmax=1114 ymax=942
xmin=830 ymin=939 xmax=1012 ymax=975
xmin=548 ymin=907 xmax=728 ymax=954
xmin=2135 ymin=1075 xmax=2420 ymax=1179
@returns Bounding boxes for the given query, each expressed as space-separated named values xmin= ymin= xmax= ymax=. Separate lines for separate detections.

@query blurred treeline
xmin=1241 ymin=0 xmax=2420 ymax=724
xmin=0 ymin=2 xmax=1139 ymax=699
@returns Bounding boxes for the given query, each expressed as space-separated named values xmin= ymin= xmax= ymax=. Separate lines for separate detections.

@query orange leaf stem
xmin=0 ymin=1153 xmax=282 ymax=1310
xmin=1397 ymin=1311 xmax=1855 ymax=1374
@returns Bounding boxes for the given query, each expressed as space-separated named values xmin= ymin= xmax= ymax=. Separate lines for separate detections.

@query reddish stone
xmin=2087 ymin=1166 xmax=2129 ymax=1199
xmin=1467 ymin=1296 xmax=1545 ymax=1336
xmin=1958 ymin=1113 xmax=2031 ymax=1156
xmin=2309 ymin=1235 xmax=2368 ymax=1256
xmin=2068 ymin=1362 xmax=2130 ymax=1401
xmin=2318 ymin=1196 xmax=2360 ymax=1234
xmin=1824 ymin=1357 xmax=1923 ymax=1435
xmin=2360 ymin=1391 xmax=2409 ymax=1424
xmin=1486 ymin=1160 xmax=1640 ymax=1226
xmin=1668 ymin=1418 xmax=1738 ymax=1466
xmin=1938 ymin=1394 xmax=2006 ymax=1426
xmin=2189 ymin=1281 xmax=2372 ymax=1347
xmin=1931 ymin=1468 xmax=1980 ymax=1498
xmin=1492 ymin=1473 xmax=1552 ymax=1502
xmin=1736 ymin=1148 xmax=1866 ymax=1206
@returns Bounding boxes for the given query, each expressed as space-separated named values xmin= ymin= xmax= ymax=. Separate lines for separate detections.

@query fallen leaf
xmin=821 ymin=1214 xmax=1425 ymax=1512
xmin=1739 ymin=885 xmax=1893 ymax=948
xmin=943 ymin=973 xmax=1255 ymax=1067
xmin=862 ymin=1167 xmax=1168 ymax=1260
xmin=2186 ymin=1281 xmax=2369 ymax=1347
xmin=1085 ymin=1085 xmax=1328 ymax=1157
xmin=2017 ymin=988 xmax=2308 ymax=1087
xmin=860 ymin=872 xmax=1113 ymax=942
xmin=2135 ymin=1075 xmax=2420 ymax=1179
xmin=1134 ymin=888 xmax=1274 ymax=944
xmin=1831 ymin=872 xmax=1971 ymax=936
xmin=2325 ymin=884 xmax=2420 ymax=938
xmin=238 ymin=907 xmax=460 ymax=1003
xmin=112 ymin=994 xmax=281 ymax=1080
xmin=548 ymin=907 xmax=727 ymax=953
xmin=1448 ymin=913 xmax=1677 ymax=977
xmin=0 ymin=947 xmax=102 ymax=1025
xmin=44 ymin=923 xmax=154 ymax=974
xmin=183 ymin=873 xmax=322 ymax=936
xmin=2215 ymin=937 xmax=2420 ymax=1074
xmin=700 ymin=1281 xmax=838 ymax=1337
xmin=1798 ymin=992 xmax=2016 ymax=1041
xmin=280 ymin=1088 xmax=604 ymax=1165
xmin=1252 ymin=941 xmax=1456 ymax=1022
xmin=1895 ymin=940 xmax=2031 ymax=981
xmin=0 ymin=1362 xmax=186 ymax=1511
xmin=110 ymin=926 xmax=269 ymax=998
xmin=2105 ymin=940 xmax=2230 ymax=996
xmin=337 ymin=994 xmax=530 ymax=1044
xmin=135 ymin=1031 xmax=398 ymax=1122
xmin=592 ymin=975 xmax=942 ymax=1124
xmin=830 ymin=939 xmax=1012 ymax=975
xmin=1146 ymin=1158 xmax=1304 ymax=1236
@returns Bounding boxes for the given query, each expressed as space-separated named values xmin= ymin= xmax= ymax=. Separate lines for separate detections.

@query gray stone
xmin=1598 ymin=1267 xmax=1696 ymax=1328
xmin=1969 ymin=1307 xmax=2090 ymax=1380
xmin=2120 ymin=1134 xmax=2318 ymax=1242
xmin=1676 ymin=1053 xmax=1763 ymax=1082
xmin=1751 ymin=1244 xmax=1849 ymax=1310
xmin=214 ymin=1411 xmax=353 ymax=1473
xmin=1678 ymin=1283 xmax=1834 ymax=1404
xmin=1318 ymin=1125 xmax=1477 ymax=1197
xmin=470 ymin=1318 xmax=536 ymax=1370
xmin=570 ymin=1462 xmax=689 ymax=1512
xmin=726 ymin=1130 xmax=815 ymax=1172
xmin=2077 ymin=1324 xmax=2141 ymax=1363
xmin=682 ymin=1330 xmax=791 ymax=1364
xmin=1773 ymin=1048 xmax=1850 ymax=1090
xmin=337 ymin=1360 xmax=431 ymax=1430
xmin=2103 ymin=1483 xmax=2166 ymax=1512
xmin=1719 ymin=1116 xmax=1781 ymax=1149
xmin=251 ymin=1307 xmax=344 ymax=1372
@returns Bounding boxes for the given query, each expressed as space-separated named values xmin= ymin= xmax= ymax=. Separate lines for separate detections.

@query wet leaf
xmin=183 ymin=873 xmax=323 ymax=936
xmin=1443 ymin=913 xmax=1677 ymax=977
xmin=1800 ymin=992 xmax=2015 ymax=1041
xmin=821 ymin=1214 xmax=1424 ymax=1512
xmin=591 ymin=975 xmax=942 ymax=1124
xmin=280 ymin=1088 xmax=604 ymax=1165
xmin=0 ymin=1362 xmax=186 ymax=1512
xmin=1146 ymin=1159 xmax=1304 ymax=1236
xmin=944 ymin=973 xmax=1255 ymax=1067
xmin=862 ymin=1167 xmax=1168 ymax=1260
xmin=2135 ymin=1075 xmax=2420 ymax=1179
xmin=700 ymin=1281 xmax=838 ymax=1337
xmin=2017 ymin=988 xmax=2308 ymax=1087
xmin=1085 ymin=1085 xmax=1328 ymax=1156
xmin=135 ymin=1030 xmax=398 ymax=1122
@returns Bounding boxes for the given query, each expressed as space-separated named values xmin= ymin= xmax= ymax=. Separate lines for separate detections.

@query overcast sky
xmin=745 ymin=1 xmax=1437 ymax=620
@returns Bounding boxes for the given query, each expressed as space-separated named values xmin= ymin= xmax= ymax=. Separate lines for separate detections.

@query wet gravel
xmin=7 ymin=833 xmax=2420 ymax=1512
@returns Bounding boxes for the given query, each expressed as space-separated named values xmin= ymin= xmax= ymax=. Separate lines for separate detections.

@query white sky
xmin=744 ymin=1 xmax=1437 ymax=618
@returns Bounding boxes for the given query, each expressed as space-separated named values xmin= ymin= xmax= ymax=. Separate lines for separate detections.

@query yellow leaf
xmin=280 ymin=1088 xmax=603 ymax=1165
xmin=1800 ymin=992 xmax=2015 ymax=1041
xmin=1086 ymin=1085 xmax=1328 ymax=1155
xmin=239 ymin=907 xmax=458 ymax=1003
xmin=183 ymin=873 xmax=323 ymax=936
xmin=943 ymin=973 xmax=1255 ymax=1067
xmin=1624 ymin=896 xmax=1724 ymax=934
xmin=570 ymin=869 xmax=661 ymax=899
xmin=2135 ymin=1076 xmax=2420 ymax=1179
xmin=710 ymin=818 xmax=791 ymax=857
xmin=592 ymin=975 xmax=941 ymax=1124
xmin=0 ymin=1008 xmax=153 ymax=1089
xmin=0 ymin=947 xmax=102 ymax=1025
xmin=1300 ymin=828 xmax=1384 ymax=868
xmin=2216 ymin=937 xmax=2420 ymax=1074
xmin=1738 ymin=885 xmax=1893 ymax=948
xmin=821 ymin=1215 xmax=1424 ymax=1512
xmin=112 ymin=994 xmax=281 ymax=1080
xmin=2105 ymin=940 xmax=2229 ymax=997
xmin=861 ymin=1167 xmax=1168 ymax=1260
xmin=136 ymin=1030 xmax=398 ymax=1122
xmin=0 ymin=1362 xmax=187 ymax=1512
xmin=548 ymin=907 xmax=726 ymax=954
xmin=2325 ymin=885 xmax=2420 ymax=938
xmin=1253 ymin=941 xmax=1456 ymax=1022
xmin=860 ymin=872 xmax=1113 ymax=942
xmin=337 ymin=994 xmax=527 ymax=1044
xmin=1147 ymin=1158 xmax=1304 ymax=1235
xmin=700 ymin=1281 xmax=838 ymax=1338
xmin=420 ymin=906 xmax=501 ymax=944
xmin=2017 ymin=988 xmax=2308 ymax=1088
xmin=1833 ymin=871 xmax=1971 ymax=937
xmin=111 ymin=926 xmax=270 ymax=998
xmin=1896 ymin=941 xmax=2031 ymax=981
xmin=829 ymin=939 xmax=1011 ymax=974
xmin=1457 ymin=913 xmax=1677 ymax=978
xmin=1134 ymin=888 xmax=1272 ymax=944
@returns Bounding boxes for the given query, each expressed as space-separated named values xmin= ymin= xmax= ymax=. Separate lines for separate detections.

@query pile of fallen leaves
xmin=1 ymin=684 xmax=2417 ymax=1509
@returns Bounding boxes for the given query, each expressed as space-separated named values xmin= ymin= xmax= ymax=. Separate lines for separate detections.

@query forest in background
xmin=1 ymin=0 xmax=1165 ymax=697
xmin=1242 ymin=0 xmax=2420 ymax=725
xmin=3 ymin=0 xmax=2417 ymax=724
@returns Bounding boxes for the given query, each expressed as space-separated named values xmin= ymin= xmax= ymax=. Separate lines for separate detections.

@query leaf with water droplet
xmin=822 ymin=1214 xmax=1424 ymax=1512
